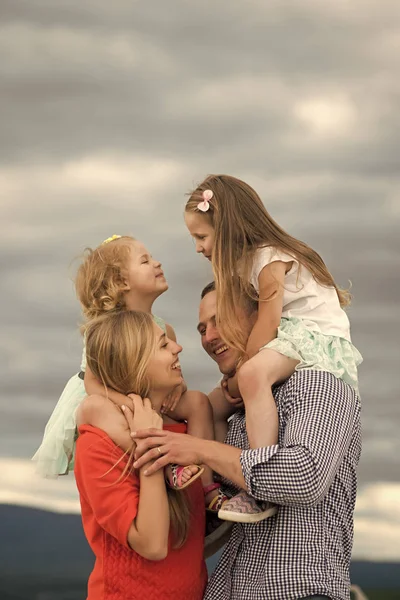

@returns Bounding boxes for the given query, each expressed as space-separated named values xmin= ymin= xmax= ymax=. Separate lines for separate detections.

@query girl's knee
xmin=238 ymin=356 xmax=275 ymax=394
xmin=184 ymin=390 xmax=212 ymax=415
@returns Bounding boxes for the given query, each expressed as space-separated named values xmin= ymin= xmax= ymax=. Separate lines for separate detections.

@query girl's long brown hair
xmin=186 ymin=174 xmax=351 ymax=353
xmin=85 ymin=310 xmax=191 ymax=548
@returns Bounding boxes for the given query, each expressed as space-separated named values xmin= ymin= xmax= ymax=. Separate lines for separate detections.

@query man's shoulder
xmin=276 ymin=370 xmax=360 ymax=408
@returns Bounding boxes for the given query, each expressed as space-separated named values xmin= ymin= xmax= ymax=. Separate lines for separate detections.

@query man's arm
xmin=132 ymin=373 xmax=360 ymax=509
xmin=131 ymin=430 xmax=247 ymax=491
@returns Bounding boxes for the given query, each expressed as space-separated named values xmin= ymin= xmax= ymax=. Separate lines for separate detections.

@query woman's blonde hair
xmin=85 ymin=310 xmax=191 ymax=548
xmin=75 ymin=236 xmax=135 ymax=320
xmin=186 ymin=174 xmax=351 ymax=354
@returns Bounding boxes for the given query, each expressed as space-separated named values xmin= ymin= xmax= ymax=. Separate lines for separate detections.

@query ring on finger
xmin=156 ymin=446 xmax=162 ymax=455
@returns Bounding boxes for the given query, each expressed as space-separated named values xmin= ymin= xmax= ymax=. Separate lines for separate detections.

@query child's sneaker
xmin=218 ymin=490 xmax=277 ymax=523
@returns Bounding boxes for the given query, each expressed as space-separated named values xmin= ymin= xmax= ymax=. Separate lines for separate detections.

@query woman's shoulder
xmin=77 ymin=423 xmax=115 ymax=447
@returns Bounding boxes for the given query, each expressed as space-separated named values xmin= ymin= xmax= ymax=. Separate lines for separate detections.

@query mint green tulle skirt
xmin=261 ymin=317 xmax=363 ymax=393
xmin=32 ymin=373 xmax=86 ymax=478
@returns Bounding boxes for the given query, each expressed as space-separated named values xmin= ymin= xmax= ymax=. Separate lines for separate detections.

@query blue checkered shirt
xmin=205 ymin=370 xmax=361 ymax=600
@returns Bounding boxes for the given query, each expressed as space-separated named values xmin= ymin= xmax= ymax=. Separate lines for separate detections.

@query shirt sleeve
xmin=240 ymin=374 xmax=360 ymax=507
xmin=75 ymin=428 xmax=140 ymax=548
xmin=250 ymin=247 xmax=296 ymax=291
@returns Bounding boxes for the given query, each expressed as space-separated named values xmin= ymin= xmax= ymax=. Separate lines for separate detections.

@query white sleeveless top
xmin=250 ymin=246 xmax=351 ymax=342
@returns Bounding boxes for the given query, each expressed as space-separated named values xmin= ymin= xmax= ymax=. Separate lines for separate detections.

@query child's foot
xmin=218 ymin=490 xmax=277 ymax=523
xmin=166 ymin=463 xmax=204 ymax=490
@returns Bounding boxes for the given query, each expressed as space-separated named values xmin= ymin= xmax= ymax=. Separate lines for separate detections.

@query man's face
xmin=198 ymin=290 xmax=253 ymax=375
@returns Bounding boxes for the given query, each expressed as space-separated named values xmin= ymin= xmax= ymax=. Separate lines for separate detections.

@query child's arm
xmin=225 ymin=260 xmax=287 ymax=398
xmin=77 ymin=394 xmax=132 ymax=452
xmin=245 ymin=261 xmax=287 ymax=358
xmin=84 ymin=364 xmax=129 ymax=409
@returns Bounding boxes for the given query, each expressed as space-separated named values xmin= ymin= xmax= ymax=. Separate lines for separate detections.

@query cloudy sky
xmin=1 ymin=0 xmax=399 ymax=561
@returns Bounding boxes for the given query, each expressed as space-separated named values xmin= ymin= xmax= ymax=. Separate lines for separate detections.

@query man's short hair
xmin=200 ymin=281 xmax=215 ymax=299
xmin=200 ymin=281 xmax=258 ymax=314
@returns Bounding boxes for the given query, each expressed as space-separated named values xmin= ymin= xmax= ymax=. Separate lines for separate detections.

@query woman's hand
xmin=122 ymin=394 xmax=163 ymax=435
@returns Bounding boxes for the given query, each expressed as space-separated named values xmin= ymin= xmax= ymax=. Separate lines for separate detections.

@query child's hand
xmin=122 ymin=394 xmax=163 ymax=434
xmin=221 ymin=376 xmax=244 ymax=409
xmin=226 ymin=373 xmax=241 ymax=400
xmin=161 ymin=384 xmax=183 ymax=414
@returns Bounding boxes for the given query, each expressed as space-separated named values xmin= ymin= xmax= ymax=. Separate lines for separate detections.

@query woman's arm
xmin=75 ymin=398 xmax=170 ymax=561
xmin=123 ymin=402 xmax=169 ymax=559
xmin=127 ymin=463 xmax=169 ymax=560
xmin=245 ymin=261 xmax=287 ymax=358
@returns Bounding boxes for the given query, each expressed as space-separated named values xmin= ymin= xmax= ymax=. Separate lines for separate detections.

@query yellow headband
xmin=102 ymin=234 xmax=122 ymax=245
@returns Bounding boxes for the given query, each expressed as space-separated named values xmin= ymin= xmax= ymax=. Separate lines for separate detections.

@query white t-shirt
xmin=250 ymin=246 xmax=351 ymax=342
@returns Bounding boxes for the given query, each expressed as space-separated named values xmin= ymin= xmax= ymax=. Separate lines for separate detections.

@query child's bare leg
xmin=238 ymin=349 xmax=298 ymax=448
xmin=216 ymin=352 xmax=296 ymax=523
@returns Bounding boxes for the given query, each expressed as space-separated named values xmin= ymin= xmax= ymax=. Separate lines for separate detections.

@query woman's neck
xmin=148 ymin=389 xmax=182 ymax=425
xmin=147 ymin=389 xmax=170 ymax=414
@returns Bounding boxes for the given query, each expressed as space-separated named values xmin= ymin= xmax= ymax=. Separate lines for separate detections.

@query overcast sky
xmin=0 ymin=0 xmax=399 ymax=560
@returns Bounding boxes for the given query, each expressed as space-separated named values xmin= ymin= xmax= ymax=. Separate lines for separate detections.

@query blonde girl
xmin=33 ymin=236 xmax=218 ymax=504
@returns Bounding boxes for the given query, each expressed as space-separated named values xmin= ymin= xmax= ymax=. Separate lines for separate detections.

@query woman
xmin=74 ymin=310 xmax=207 ymax=600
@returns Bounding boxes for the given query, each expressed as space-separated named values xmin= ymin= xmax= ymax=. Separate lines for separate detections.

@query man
xmin=132 ymin=283 xmax=361 ymax=600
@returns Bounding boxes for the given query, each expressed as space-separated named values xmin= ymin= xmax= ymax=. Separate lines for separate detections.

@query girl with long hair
xmin=74 ymin=310 xmax=207 ymax=599
xmin=185 ymin=174 xmax=362 ymax=522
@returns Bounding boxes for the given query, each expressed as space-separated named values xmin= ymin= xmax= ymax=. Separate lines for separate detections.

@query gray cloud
xmin=0 ymin=1 xmax=399 ymax=494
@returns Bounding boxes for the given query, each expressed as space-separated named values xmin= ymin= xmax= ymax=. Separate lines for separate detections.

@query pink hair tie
xmin=197 ymin=189 xmax=213 ymax=212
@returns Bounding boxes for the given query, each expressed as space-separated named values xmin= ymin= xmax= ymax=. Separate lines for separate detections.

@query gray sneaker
xmin=218 ymin=490 xmax=278 ymax=523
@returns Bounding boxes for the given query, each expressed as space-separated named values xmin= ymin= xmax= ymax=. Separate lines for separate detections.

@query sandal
xmin=204 ymin=483 xmax=228 ymax=513
xmin=166 ymin=463 xmax=204 ymax=491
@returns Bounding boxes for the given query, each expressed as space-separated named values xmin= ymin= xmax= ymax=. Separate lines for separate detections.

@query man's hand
xmin=130 ymin=429 xmax=204 ymax=476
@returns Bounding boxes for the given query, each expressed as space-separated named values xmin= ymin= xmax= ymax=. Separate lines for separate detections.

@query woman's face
xmin=184 ymin=212 xmax=215 ymax=261
xmin=146 ymin=323 xmax=183 ymax=400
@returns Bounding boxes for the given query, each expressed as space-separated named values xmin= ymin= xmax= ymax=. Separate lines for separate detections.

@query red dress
xmin=74 ymin=423 xmax=207 ymax=600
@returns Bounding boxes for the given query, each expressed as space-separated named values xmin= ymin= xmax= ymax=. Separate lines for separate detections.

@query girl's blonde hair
xmin=186 ymin=174 xmax=351 ymax=353
xmin=75 ymin=236 xmax=135 ymax=320
xmin=85 ymin=310 xmax=191 ymax=548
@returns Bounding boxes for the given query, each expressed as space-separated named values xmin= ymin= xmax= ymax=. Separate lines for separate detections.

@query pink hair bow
xmin=197 ymin=189 xmax=213 ymax=212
